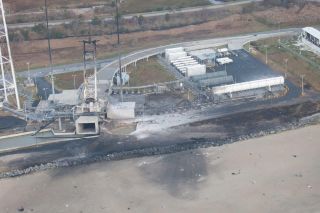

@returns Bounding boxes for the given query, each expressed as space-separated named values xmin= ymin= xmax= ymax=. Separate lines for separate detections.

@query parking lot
xmin=216 ymin=49 xmax=282 ymax=83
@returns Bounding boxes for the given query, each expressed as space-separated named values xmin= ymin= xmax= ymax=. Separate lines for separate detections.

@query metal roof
xmin=303 ymin=27 xmax=320 ymax=40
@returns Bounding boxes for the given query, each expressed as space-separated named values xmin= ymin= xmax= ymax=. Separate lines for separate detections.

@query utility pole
xmin=116 ymin=0 xmax=123 ymax=102
xmin=44 ymin=0 xmax=55 ymax=101
xmin=301 ymin=74 xmax=305 ymax=96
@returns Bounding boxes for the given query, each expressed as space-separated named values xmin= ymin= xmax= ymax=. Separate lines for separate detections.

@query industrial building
xmin=301 ymin=27 xmax=320 ymax=54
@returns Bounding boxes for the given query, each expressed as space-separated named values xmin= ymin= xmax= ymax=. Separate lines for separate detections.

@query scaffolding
xmin=82 ymin=37 xmax=98 ymax=102
xmin=0 ymin=0 xmax=20 ymax=109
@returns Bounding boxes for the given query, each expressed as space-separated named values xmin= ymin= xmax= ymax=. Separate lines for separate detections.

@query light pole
xmin=27 ymin=62 xmax=30 ymax=81
xmin=43 ymin=88 xmax=48 ymax=100
xmin=278 ymin=22 xmax=281 ymax=45
xmin=72 ymin=74 xmax=77 ymax=89
xmin=284 ymin=58 xmax=288 ymax=78
xmin=265 ymin=45 xmax=268 ymax=64
xmin=301 ymin=74 xmax=305 ymax=96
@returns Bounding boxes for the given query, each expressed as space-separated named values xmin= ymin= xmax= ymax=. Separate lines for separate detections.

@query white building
xmin=301 ymin=27 xmax=320 ymax=54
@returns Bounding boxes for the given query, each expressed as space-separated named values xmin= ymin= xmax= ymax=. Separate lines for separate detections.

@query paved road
xmin=7 ymin=0 xmax=262 ymax=29
xmin=18 ymin=58 xmax=114 ymax=78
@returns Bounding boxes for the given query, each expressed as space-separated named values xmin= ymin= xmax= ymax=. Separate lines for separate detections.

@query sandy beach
xmin=0 ymin=124 xmax=320 ymax=213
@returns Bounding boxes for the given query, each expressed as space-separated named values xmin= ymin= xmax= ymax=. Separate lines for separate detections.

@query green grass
xmin=127 ymin=57 xmax=175 ymax=86
xmin=120 ymin=0 xmax=210 ymax=14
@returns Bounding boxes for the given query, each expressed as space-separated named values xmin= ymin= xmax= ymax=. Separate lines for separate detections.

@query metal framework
xmin=0 ymin=0 xmax=20 ymax=109
xmin=82 ymin=36 xmax=98 ymax=102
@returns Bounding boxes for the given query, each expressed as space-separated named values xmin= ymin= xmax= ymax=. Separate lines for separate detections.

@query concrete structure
xmin=76 ymin=116 xmax=99 ymax=135
xmin=107 ymin=102 xmax=136 ymax=120
xmin=186 ymin=64 xmax=206 ymax=77
xmin=212 ymin=76 xmax=285 ymax=95
xmin=48 ymin=90 xmax=80 ymax=106
xmin=301 ymin=27 xmax=320 ymax=54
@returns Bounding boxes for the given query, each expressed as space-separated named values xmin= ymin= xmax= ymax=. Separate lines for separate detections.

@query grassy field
xmin=7 ymin=0 xmax=109 ymax=12
xmin=248 ymin=37 xmax=320 ymax=91
xmin=120 ymin=0 xmax=210 ymax=14
xmin=12 ymin=12 xmax=269 ymax=71
xmin=127 ymin=57 xmax=175 ymax=86
xmin=10 ymin=2 xmax=320 ymax=72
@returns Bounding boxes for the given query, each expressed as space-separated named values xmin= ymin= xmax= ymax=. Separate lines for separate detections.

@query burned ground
xmin=1 ymin=100 xmax=320 ymax=177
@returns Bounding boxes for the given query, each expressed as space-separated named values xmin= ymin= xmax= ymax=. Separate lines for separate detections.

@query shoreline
xmin=1 ymin=107 xmax=319 ymax=179
xmin=1 ymin=120 xmax=320 ymax=212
